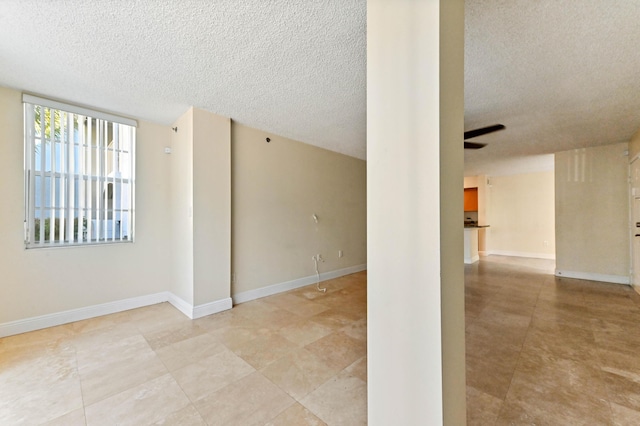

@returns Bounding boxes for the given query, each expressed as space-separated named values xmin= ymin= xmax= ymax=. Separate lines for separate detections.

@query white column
xmin=367 ymin=1 xmax=465 ymax=424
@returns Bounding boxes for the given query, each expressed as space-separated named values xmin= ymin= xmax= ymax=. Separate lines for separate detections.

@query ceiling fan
xmin=464 ymin=124 xmax=505 ymax=149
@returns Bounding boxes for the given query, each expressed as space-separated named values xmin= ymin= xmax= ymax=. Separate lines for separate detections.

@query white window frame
xmin=23 ymin=94 xmax=137 ymax=248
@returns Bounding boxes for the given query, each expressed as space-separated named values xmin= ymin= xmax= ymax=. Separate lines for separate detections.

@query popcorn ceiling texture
xmin=0 ymin=0 xmax=367 ymax=159
xmin=464 ymin=0 xmax=640 ymax=176
xmin=1 ymin=1 xmax=639 ymax=172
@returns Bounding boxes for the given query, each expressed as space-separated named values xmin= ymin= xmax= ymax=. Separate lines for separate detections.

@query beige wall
xmin=1 ymin=83 xmax=363 ymax=328
xmin=555 ymin=143 xmax=630 ymax=282
xmin=0 ymin=86 xmax=172 ymax=323
xmin=171 ymin=108 xmax=231 ymax=306
xmin=367 ymin=0 xmax=465 ymax=423
xmin=231 ymin=122 xmax=366 ymax=295
xmin=170 ymin=109 xmax=194 ymax=303
xmin=488 ymin=171 xmax=556 ymax=258
xmin=439 ymin=0 xmax=466 ymax=422
xmin=192 ymin=108 xmax=231 ymax=305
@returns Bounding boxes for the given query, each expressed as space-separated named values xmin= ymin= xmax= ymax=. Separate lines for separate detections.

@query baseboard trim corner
xmin=165 ymin=293 xmax=232 ymax=319
xmin=192 ymin=297 xmax=233 ymax=319
xmin=0 ymin=290 xmax=235 ymax=338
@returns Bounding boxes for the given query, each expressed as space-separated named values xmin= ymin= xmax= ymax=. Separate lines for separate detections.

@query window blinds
xmin=24 ymin=95 xmax=136 ymax=247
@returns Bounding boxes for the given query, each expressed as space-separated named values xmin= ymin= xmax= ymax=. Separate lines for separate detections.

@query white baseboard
xmin=554 ymin=270 xmax=630 ymax=285
xmin=487 ymin=250 xmax=555 ymax=260
xmin=232 ymin=264 xmax=367 ymax=305
xmin=464 ymin=255 xmax=480 ymax=264
xmin=0 ymin=292 xmax=167 ymax=338
xmin=192 ymin=298 xmax=233 ymax=319
xmin=166 ymin=292 xmax=193 ymax=318
xmin=0 ymin=291 xmax=233 ymax=338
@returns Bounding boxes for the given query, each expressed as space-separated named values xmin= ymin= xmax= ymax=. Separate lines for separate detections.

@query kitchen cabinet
xmin=464 ymin=187 xmax=478 ymax=211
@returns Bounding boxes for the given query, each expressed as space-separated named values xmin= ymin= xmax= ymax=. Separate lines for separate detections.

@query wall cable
xmin=312 ymin=213 xmax=326 ymax=292
xmin=313 ymin=254 xmax=327 ymax=293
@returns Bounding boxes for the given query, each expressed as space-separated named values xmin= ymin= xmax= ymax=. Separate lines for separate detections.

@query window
xmin=23 ymin=94 xmax=136 ymax=248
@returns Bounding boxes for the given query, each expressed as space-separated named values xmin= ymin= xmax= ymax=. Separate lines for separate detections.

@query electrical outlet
xmin=543 ymin=240 xmax=549 ymax=247
xmin=338 ymin=250 xmax=343 ymax=258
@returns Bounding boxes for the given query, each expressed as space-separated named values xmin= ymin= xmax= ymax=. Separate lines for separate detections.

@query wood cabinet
xmin=464 ymin=187 xmax=478 ymax=211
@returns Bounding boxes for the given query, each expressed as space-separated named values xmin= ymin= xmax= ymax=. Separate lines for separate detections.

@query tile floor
xmin=466 ymin=255 xmax=640 ymax=425
xmin=4 ymin=256 xmax=640 ymax=425
xmin=0 ymin=272 xmax=367 ymax=425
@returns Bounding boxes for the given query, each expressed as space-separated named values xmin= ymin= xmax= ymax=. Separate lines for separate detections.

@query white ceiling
xmin=0 ymin=0 xmax=367 ymax=159
xmin=1 ymin=1 xmax=639 ymax=176
xmin=464 ymin=0 xmax=640 ymax=176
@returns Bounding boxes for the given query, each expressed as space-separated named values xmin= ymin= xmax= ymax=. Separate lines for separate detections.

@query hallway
xmin=466 ymin=255 xmax=640 ymax=424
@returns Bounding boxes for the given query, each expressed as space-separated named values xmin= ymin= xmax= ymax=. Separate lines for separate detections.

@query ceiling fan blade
xmin=464 ymin=141 xmax=487 ymax=150
xmin=464 ymin=124 xmax=505 ymax=140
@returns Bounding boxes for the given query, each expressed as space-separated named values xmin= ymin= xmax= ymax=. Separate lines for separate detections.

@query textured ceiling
xmin=0 ymin=0 xmax=367 ymax=159
xmin=1 ymin=1 xmax=639 ymax=173
xmin=464 ymin=0 xmax=640 ymax=176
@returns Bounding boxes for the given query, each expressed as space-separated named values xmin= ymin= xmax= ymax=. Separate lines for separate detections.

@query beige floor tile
xmin=263 ymin=293 xmax=331 ymax=317
xmin=530 ymin=302 xmax=594 ymax=330
xmin=253 ymin=308 xmax=307 ymax=332
xmin=339 ymin=318 xmax=366 ymax=341
xmin=150 ymin=404 xmax=206 ymax=425
xmin=0 ymin=345 xmax=83 ymax=425
xmin=260 ymin=347 xmax=342 ymax=400
xmin=231 ymin=299 xmax=279 ymax=321
xmin=77 ymin=335 xmax=168 ymax=405
xmin=276 ymin=318 xmax=334 ymax=346
xmin=496 ymin=395 xmax=611 ymax=426
xmin=195 ymin=309 xmax=269 ymax=350
xmin=465 ymin=349 xmax=519 ymax=401
xmin=231 ymin=331 xmax=300 ymax=369
xmin=601 ymin=369 xmax=640 ymax=412
xmin=195 ymin=371 xmax=294 ymax=426
xmin=611 ymin=402 xmax=640 ymax=426
xmin=521 ymin=320 xmax=599 ymax=363
xmin=345 ymin=356 xmax=367 ymax=382
xmin=497 ymin=354 xmax=612 ymax=425
xmin=67 ymin=310 xmax=133 ymax=335
xmin=300 ymin=371 xmax=367 ymax=426
xmin=171 ymin=347 xmax=255 ymax=402
xmin=317 ymin=300 xmax=366 ymax=321
xmin=466 ymin=386 xmax=502 ymax=426
xmin=143 ymin=321 xmax=207 ymax=351
xmin=84 ymin=373 xmax=191 ymax=426
xmin=265 ymin=403 xmax=327 ymax=426
xmin=207 ymin=323 xmax=267 ymax=351
xmin=194 ymin=309 xmax=261 ymax=332
xmin=305 ymin=331 xmax=366 ymax=371
xmin=465 ymin=319 xmax=528 ymax=352
xmin=0 ymin=273 xmax=369 ymax=424
xmin=155 ymin=332 xmax=227 ymax=371
xmin=41 ymin=408 xmax=86 ymax=425
xmin=70 ymin=322 xmax=142 ymax=354
xmin=0 ymin=324 xmax=75 ymax=353
xmin=127 ymin=302 xmax=191 ymax=334
xmin=591 ymin=317 xmax=640 ymax=350
xmin=512 ymin=350 xmax=608 ymax=400
xmin=291 ymin=286 xmax=336 ymax=300
xmin=473 ymin=308 xmax=532 ymax=330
